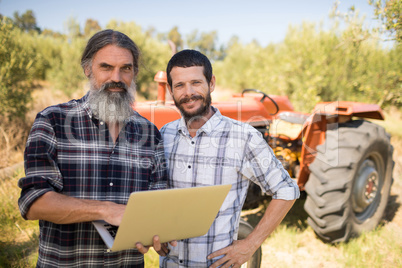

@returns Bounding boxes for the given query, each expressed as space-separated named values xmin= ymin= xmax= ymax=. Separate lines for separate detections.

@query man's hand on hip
xmin=207 ymin=239 xmax=256 ymax=268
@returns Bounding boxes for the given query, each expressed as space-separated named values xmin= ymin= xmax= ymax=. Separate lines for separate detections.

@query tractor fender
xmin=296 ymin=101 xmax=385 ymax=190
xmin=312 ymin=101 xmax=384 ymax=120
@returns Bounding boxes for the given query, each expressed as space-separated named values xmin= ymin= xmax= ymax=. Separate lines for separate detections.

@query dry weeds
xmin=0 ymin=117 xmax=28 ymax=169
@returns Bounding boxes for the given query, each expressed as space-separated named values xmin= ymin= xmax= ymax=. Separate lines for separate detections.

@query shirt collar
xmin=80 ymin=92 xmax=93 ymax=119
xmin=177 ymin=106 xmax=223 ymax=137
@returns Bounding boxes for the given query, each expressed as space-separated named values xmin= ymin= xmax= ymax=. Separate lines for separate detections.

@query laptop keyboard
xmin=104 ymin=223 xmax=119 ymax=238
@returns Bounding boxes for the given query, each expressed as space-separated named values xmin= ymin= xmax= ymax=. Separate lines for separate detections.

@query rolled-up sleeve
xmin=18 ymin=113 xmax=63 ymax=219
xmin=240 ymin=131 xmax=300 ymax=200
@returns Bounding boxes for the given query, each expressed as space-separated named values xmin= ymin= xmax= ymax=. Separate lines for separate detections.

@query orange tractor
xmin=135 ymin=71 xmax=394 ymax=249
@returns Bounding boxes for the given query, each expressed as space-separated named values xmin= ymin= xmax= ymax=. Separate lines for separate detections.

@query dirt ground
xmin=259 ymin=138 xmax=402 ymax=267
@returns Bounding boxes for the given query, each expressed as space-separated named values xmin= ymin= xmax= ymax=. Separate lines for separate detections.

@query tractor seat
xmin=277 ymin=111 xmax=309 ymax=125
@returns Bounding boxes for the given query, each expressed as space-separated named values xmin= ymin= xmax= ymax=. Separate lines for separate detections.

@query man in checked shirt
xmin=137 ymin=50 xmax=300 ymax=267
xmin=18 ymin=30 xmax=170 ymax=267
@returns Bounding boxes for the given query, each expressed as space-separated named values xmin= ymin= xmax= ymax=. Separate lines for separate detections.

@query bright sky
xmin=0 ymin=0 xmax=378 ymax=46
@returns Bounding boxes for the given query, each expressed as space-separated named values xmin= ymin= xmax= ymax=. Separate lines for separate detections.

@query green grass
xmin=338 ymin=226 xmax=402 ymax=267
xmin=0 ymin=169 xmax=39 ymax=268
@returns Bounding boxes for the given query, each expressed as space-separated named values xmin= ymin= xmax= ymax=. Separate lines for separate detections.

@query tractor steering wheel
xmin=241 ymin=88 xmax=279 ymax=115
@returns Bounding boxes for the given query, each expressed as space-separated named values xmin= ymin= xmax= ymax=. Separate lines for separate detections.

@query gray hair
xmin=81 ymin=29 xmax=140 ymax=76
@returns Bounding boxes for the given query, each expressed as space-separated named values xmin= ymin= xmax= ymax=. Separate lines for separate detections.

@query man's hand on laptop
xmin=136 ymin=235 xmax=177 ymax=256
xmin=102 ymin=202 xmax=126 ymax=226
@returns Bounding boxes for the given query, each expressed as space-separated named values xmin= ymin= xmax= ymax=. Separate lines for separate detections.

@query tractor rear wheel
xmin=238 ymin=218 xmax=262 ymax=268
xmin=304 ymin=120 xmax=393 ymax=243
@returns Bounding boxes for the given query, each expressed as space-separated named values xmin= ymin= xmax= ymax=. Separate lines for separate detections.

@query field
xmin=0 ymin=88 xmax=401 ymax=267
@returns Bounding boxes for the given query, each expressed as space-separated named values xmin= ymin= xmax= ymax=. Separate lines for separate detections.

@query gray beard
xmin=88 ymin=80 xmax=136 ymax=124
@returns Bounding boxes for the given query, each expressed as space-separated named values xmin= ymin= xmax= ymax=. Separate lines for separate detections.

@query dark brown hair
xmin=81 ymin=29 xmax=140 ymax=76
xmin=166 ymin=49 xmax=213 ymax=88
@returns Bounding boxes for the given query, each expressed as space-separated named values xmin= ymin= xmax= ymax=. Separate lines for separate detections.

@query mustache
xmin=101 ymin=81 xmax=128 ymax=92
xmin=179 ymin=95 xmax=204 ymax=105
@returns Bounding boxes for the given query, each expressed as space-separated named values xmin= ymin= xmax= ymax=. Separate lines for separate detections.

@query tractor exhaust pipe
xmin=154 ymin=71 xmax=167 ymax=105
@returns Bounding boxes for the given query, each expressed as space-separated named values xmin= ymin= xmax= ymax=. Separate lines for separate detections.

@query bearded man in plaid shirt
xmin=18 ymin=30 xmax=169 ymax=267
xmin=136 ymin=50 xmax=300 ymax=267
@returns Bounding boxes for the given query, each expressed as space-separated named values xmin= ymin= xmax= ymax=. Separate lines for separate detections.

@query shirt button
xmin=179 ymin=260 xmax=183 ymax=264
xmin=191 ymin=141 xmax=195 ymax=145
xmin=109 ymin=182 xmax=113 ymax=186
xmin=188 ymin=165 xmax=191 ymax=169
xmin=100 ymin=121 xmax=104 ymax=125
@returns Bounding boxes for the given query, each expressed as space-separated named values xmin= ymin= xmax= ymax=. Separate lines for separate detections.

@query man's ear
xmin=209 ymin=75 xmax=216 ymax=93
xmin=167 ymin=84 xmax=173 ymax=96
xmin=84 ymin=67 xmax=91 ymax=78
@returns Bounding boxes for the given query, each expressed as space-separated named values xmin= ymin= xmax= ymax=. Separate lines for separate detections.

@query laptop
xmin=92 ymin=184 xmax=232 ymax=252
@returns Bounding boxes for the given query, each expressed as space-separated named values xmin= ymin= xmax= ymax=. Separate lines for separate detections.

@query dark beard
xmin=174 ymin=90 xmax=212 ymax=122
xmin=88 ymin=80 xmax=136 ymax=123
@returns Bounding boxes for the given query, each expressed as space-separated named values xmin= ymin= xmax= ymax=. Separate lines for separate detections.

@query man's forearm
xmin=26 ymin=191 xmax=125 ymax=225
xmin=244 ymin=199 xmax=295 ymax=251
xmin=207 ymin=198 xmax=296 ymax=267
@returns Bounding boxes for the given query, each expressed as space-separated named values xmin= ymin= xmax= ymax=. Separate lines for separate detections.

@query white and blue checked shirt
xmin=160 ymin=107 xmax=299 ymax=267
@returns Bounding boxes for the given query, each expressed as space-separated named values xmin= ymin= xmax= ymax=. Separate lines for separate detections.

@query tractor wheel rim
xmin=353 ymin=158 xmax=381 ymax=220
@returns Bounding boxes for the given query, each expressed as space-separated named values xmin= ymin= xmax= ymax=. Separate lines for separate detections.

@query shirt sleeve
xmin=18 ymin=113 xmax=64 ymax=219
xmin=148 ymin=126 xmax=169 ymax=190
xmin=240 ymin=130 xmax=300 ymax=200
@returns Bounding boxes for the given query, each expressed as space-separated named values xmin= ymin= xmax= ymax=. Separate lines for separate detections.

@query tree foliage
xmin=12 ymin=10 xmax=41 ymax=33
xmin=65 ymin=17 xmax=82 ymax=40
xmin=370 ymin=0 xmax=402 ymax=42
xmin=0 ymin=6 xmax=400 ymax=122
xmin=168 ymin=26 xmax=183 ymax=53
xmin=186 ymin=30 xmax=224 ymax=60
xmin=84 ymin=19 xmax=101 ymax=38
xmin=0 ymin=20 xmax=35 ymax=118
xmin=215 ymin=17 xmax=401 ymax=112
xmin=45 ymin=37 xmax=87 ymax=97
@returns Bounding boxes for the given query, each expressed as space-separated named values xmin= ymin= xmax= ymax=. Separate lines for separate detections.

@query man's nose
xmin=184 ymin=84 xmax=196 ymax=95
xmin=111 ymin=68 xmax=121 ymax=82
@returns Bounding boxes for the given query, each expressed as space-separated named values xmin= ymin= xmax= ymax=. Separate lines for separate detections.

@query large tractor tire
xmin=304 ymin=120 xmax=393 ymax=243
xmin=238 ymin=218 xmax=262 ymax=268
